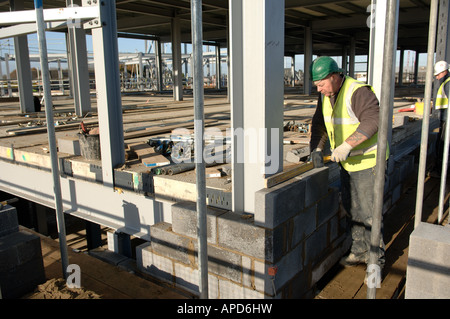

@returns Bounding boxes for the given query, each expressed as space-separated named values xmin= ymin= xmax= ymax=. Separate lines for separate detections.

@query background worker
xmin=308 ymin=56 xmax=389 ymax=279
xmin=433 ymin=60 xmax=450 ymax=174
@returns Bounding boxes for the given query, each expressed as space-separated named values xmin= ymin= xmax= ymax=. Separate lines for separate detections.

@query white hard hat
xmin=434 ymin=60 xmax=449 ymax=76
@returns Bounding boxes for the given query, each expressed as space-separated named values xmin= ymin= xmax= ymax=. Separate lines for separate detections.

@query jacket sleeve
xmin=310 ymin=93 xmax=329 ymax=151
xmin=351 ymin=86 xmax=380 ymax=138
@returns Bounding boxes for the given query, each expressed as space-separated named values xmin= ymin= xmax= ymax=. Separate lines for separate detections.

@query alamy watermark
xmin=366 ymin=264 xmax=381 ymax=288
xmin=170 ymin=123 xmax=281 ymax=175
xmin=367 ymin=4 xmax=376 ymax=29
xmin=66 ymin=264 xmax=81 ymax=289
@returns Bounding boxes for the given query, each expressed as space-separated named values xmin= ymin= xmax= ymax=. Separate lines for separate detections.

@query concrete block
xmin=311 ymin=234 xmax=351 ymax=286
xmin=291 ymin=205 xmax=316 ymax=247
xmin=174 ymin=262 xmax=219 ymax=298
xmin=207 ymin=245 xmax=242 ymax=282
xmin=57 ymin=135 xmax=81 ymax=155
xmin=285 ymin=146 xmax=309 ymax=163
xmin=171 ymin=201 xmax=227 ymax=243
xmin=254 ymin=175 xmax=305 ymax=229
xmin=0 ymin=205 xmax=19 ymax=237
xmin=304 ymin=222 xmax=328 ymax=267
xmin=405 ymin=222 xmax=450 ymax=299
xmin=218 ymin=278 xmax=267 ymax=299
xmin=0 ymin=230 xmax=43 ymax=271
xmin=317 ymin=187 xmax=339 ymax=227
xmin=0 ymin=230 xmax=45 ymax=299
xmin=218 ymin=211 xmax=279 ymax=262
xmin=137 ymin=242 xmax=174 ymax=283
xmin=151 ymin=222 xmax=244 ymax=283
xmin=150 ymin=222 xmax=195 ymax=266
xmin=299 ymin=166 xmax=329 ymax=208
xmin=255 ymin=243 xmax=303 ymax=296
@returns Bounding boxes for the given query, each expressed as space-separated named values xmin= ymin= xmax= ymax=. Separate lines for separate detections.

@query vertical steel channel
xmin=34 ymin=0 xmax=69 ymax=278
xmin=438 ymin=107 xmax=450 ymax=223
xmin=414 ymin=0 xmax=439 ymax=228
xmin=367 ymin=0 xmax=397 ymax=299
xmin=190 ymin=0 xmax=208 ymax=299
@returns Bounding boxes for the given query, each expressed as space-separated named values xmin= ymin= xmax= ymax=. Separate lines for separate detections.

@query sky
xmin=0 ymin=31 xmax=428 ymax=78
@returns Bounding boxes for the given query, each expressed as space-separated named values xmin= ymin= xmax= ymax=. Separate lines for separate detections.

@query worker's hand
xmin=310 ymin=148 xmax=324 ymax=168
xmin=331 ymin=142 xmax=352 ymax=162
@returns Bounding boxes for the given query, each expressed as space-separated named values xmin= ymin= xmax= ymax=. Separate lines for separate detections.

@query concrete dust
xmin=22 ymin=278 xmax=101 ymax=299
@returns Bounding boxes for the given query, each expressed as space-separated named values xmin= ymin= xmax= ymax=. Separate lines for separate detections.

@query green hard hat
xmin=310 ymin=56 xmax=344 ymax=81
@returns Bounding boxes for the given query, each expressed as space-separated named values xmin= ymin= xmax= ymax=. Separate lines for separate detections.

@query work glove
xmin=331 ymin=142 xmax=352 ymax=162
xmin=310 ymin=148 xmax=323 ymax=168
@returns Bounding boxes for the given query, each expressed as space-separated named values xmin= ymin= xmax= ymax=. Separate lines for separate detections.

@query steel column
xmin=88 ymin=0 xmax=125 ymax=187
xmin=367 ymin=0 xmax=398 ymax=299
xmin=415 ymin=0 xmax=439 ymax=228
xmin=190 ymin=0 xmax=208 ymax=299
xmin=34 ymin=0 xmax=69 ymax=279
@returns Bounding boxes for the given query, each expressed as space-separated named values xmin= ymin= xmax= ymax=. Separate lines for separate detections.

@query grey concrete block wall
xmin=405 ymin=222 xmax=450 ymax=299
xmin=137 ymin=164 xmax=351 ymax=298
xmin=0 ymin=230 xmax=46 ymax=298
xmin=136 ymin=148 xmax=419 ymax=298
xmin=254 ymin=167 xmax=329 ymax=229
xmin=0 ymin=205 xmax=46 ymax=298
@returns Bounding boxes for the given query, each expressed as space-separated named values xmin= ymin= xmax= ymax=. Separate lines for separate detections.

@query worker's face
xmin=314 ymin=73 xmax=341 ymax=97
xmin=436 ymin=70 xmax=448 ymax=80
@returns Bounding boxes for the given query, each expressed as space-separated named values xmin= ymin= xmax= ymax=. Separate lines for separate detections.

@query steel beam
xmin=0 ymin=5 xmax=99 ymax=25
xmin=0 ymin=160 xmax=169 ymax=240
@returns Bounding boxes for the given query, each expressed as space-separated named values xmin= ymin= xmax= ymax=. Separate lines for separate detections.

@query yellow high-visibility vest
xmin=435 ymin=77 xmax=450 ymax=110
xmin=322 ymin=76 xmax=389 ymax=172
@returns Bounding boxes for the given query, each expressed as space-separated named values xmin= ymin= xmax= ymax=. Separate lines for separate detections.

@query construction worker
xmin=309 ymin=56 xmax=389 ymax=279
xmin=433 ymin=60 xmax=450 ymax=174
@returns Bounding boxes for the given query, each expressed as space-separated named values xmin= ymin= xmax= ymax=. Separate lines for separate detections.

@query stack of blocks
xmin=405 ymin=222 xmax=450 ymax=299
xmin=0 ymin=205 xmax=46 ymax=298
xmin=137 ymin=166 xmax=351 ymax=298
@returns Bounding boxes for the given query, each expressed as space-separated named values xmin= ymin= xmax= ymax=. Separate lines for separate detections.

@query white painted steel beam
xmin=0 ymin=5 xmax=99 ymax=26
xmin=0 ymin=160 xmax=168 ymax=240
xmin=0 ymin=21 xmax=67 ymax=39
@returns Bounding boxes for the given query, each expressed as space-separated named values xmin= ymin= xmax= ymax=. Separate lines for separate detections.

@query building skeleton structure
xmin=0 ymin=0 xmax=449 ymax=299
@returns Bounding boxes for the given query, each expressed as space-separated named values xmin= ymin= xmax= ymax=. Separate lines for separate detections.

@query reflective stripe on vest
xmin=435 ymin=77 xmax=450 ymax=110
xmin=322 ymin=76 xmax=389 ymax=172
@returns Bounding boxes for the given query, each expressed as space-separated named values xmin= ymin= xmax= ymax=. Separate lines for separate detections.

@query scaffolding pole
xmin=415 ymin=0 xmax=439 ymax=228
xmin=190 ymin=0 xmax=208 ymax=299
xmin=438 ymin=102 xmax=450 ymax=223
xmin=34 ymin=0 xmax=69 ymax=279
xmin=366 ymin=0 xmax=397 ymax=299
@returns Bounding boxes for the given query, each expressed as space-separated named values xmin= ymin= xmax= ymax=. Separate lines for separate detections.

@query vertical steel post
xmin=190 ymin=0 xmax=208 ymax=299
xmin=415 ymin=0 xmax=439 ymax=228
xmin=34 ymin=0 xmax=69 ymax=279
xmin=438 ymin=102 xmax=450 ymax=223
xmin=367 ymin=0 xmax=398 ymax=299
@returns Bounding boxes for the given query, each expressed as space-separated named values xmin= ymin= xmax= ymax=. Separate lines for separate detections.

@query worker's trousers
xmin=340 ymin=165 xmax=385 ymax=268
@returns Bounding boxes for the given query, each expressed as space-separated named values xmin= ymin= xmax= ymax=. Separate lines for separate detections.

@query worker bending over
xmin=309 ymin=56 xmax=389 ymax=283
